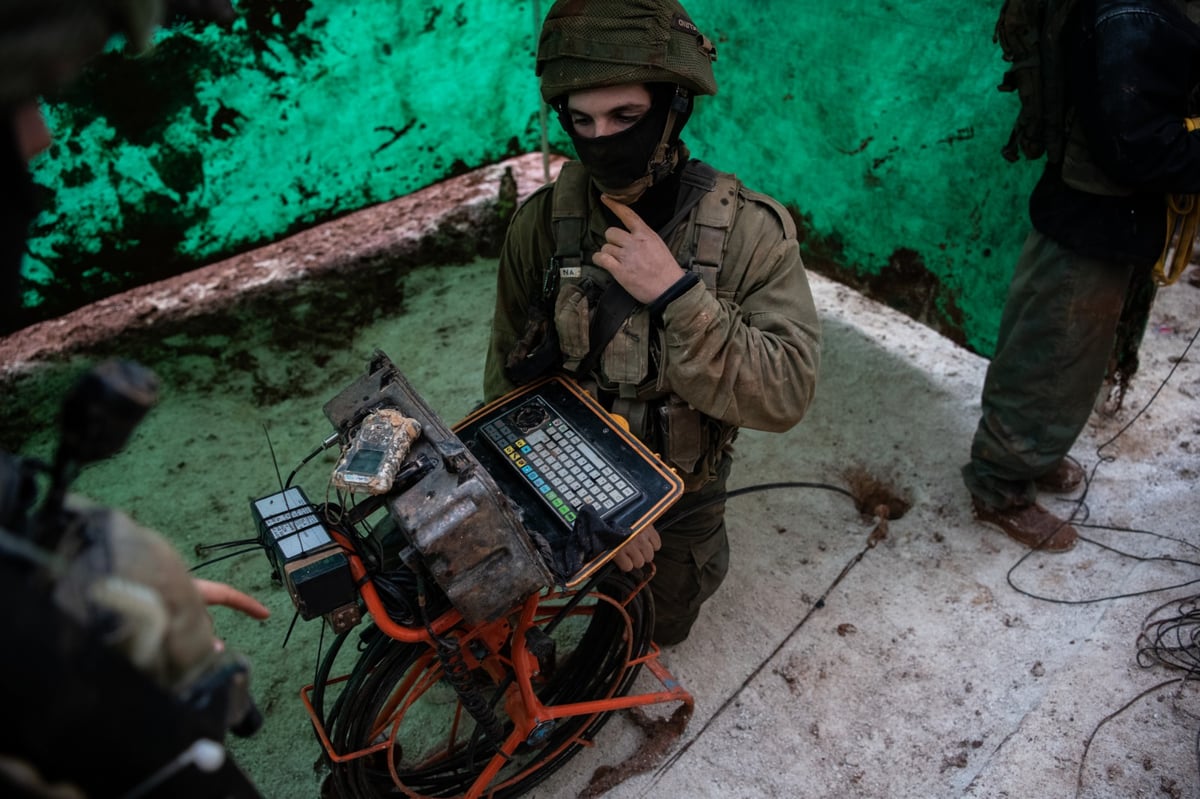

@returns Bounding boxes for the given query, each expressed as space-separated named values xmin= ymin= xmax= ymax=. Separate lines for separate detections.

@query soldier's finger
xmin=600 ymin=193 xmax=649 ymax=231
xmin=642 ymin=523 xmax=662 ymax=551
xmin=604 ymin=225 xmax=633 ymax=247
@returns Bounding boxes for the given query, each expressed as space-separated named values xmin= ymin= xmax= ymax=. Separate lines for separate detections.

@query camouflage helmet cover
xmin=536 ymin=0 xmax=718 ymax=103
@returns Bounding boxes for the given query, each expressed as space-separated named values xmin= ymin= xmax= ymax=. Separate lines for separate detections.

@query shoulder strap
xmin=543 ymin=162 xmax=590 ymax=303
xmin=574 ymin=282 xmax=638 ymax=379
xmin=656 ymin=160 xmax=717 ymax=237
xmin=549 ymin=160 xmax=734 ymax=377
xmin=548 ymin=162 xmax=635 ymax=378
xmin=687 ymin=165 xmax=739 ymax=291
xmin=551 ymin=161 xmax=589 ymax=259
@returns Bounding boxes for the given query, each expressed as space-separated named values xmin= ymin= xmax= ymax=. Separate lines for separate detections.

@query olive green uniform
xmin=964 ymin=1 xmax=1200 ymax=511
xmin=484 ymin=165 xmax=821 ymax=642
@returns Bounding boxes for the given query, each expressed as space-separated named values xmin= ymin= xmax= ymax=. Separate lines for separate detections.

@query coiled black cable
xmin=1137 ymin=594 xmax=1200 ymax=676
xmin=313 ymin=565 xmax=652 ymax=798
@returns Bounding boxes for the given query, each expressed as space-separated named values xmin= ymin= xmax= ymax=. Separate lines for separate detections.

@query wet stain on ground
xmin=843 ymin=465 xmax=912 ymax=521
xmin=580 ymin=703 xmax=694 ymax=799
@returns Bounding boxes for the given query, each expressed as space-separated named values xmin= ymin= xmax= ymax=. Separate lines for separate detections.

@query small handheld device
xmin=252 ymin=486 xmax=358 ymax=628
xmin=331 ymin=408 xmax=422 ymax=495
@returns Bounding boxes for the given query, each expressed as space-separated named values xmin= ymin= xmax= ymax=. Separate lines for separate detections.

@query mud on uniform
xmin=484 ymin=160 xmax=821 ymax=643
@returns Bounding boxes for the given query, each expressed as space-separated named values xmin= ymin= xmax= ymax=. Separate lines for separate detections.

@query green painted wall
xmin=20 ymin=0 xmax=1040 ymax=354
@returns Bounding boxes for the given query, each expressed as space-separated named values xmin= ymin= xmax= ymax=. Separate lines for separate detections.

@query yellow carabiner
xmin=1152 ymin=118 xmax=1200 ymax=286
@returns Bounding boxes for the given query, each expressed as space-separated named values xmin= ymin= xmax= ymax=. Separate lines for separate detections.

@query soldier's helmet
xmin=536 ymin=0 xmax=718 ymax=103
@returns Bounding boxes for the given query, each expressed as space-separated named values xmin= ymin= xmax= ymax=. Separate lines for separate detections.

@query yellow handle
xmin=1155 ymin=193 xmax=1200 ymax=287
xmin=1152 ymin=118 xmax=1200 ymax=286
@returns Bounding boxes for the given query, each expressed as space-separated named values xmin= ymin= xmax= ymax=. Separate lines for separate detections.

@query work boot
xmin=970 ymin=496 xmax=1078 ymax=553
xmin=1034 ymin=459 xmax=1085 ymax=494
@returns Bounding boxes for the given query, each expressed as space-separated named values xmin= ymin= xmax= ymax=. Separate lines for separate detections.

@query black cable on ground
xmin=1138 ymin=594 xmax=1200 ymax=675
xmin=644 ymin=501 xmax=891 ymax=794
xmin=657 ymin=479 xmax=859 ymax=532
xmin=1005 ymin=322 xmax=1199 ymax=604
xmin=1007 ymin=525 xmax=1200 ymax=605
xmin=1075 ymin=676 xmax=1191 ymax=796
xmin=999 ymin=325 xmax=1200 ymax=798
xmin=1074 ymin=594 xmax=1200 ymax=797
xmin=189 ymin=545 xmax=266 ymax=572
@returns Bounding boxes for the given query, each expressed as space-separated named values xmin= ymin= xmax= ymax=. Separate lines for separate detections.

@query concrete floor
xmin=3 ymin=154 xmax=1198 ymax=799
xmin=539 ymin=261 xmax=1200 ymax=799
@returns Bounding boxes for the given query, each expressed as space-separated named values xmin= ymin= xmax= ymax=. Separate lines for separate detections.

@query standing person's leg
xmin=648 ymin=455 xmax=731 ymax=645
xmin=963 ymin=229 xmax=1138 ymax=546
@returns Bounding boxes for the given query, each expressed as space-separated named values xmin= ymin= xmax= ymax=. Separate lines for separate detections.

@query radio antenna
xmin=263 ymin=423 xmax=286 ymax=494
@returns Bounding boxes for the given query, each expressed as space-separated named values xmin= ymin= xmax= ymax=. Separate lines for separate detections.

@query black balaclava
xmin=1 ymin=111 xmax=36 ymax=328
xmin=557 ymin=83 xmax=694 ymax=205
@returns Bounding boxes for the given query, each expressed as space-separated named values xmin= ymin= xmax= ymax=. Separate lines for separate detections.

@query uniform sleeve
xmin=657 ymin=195 xmax=821 ymax=432
xmin=1082 ymin=5 xmax=1200 ymax=192
xmin=483 ymin=188 xmax=557 ymax=402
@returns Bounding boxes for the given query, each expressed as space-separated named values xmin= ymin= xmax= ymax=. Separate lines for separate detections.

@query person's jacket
xmin=484 ymin=164 xmax=821 ymax=489
xmin=1030 ymin=0 xmax=1200 ymax=262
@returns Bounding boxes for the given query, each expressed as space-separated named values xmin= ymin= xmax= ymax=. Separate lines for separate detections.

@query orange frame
xmin=301 ymin=536 xmax=693 ymax=799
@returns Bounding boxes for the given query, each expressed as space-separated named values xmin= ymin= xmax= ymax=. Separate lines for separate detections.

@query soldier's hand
xmin=595 ymin=195 xmax=685 ymax=304
xmin=612 ymin=523 xmax=661 ymax=572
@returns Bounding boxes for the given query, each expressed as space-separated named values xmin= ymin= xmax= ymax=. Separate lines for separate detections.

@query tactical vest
xmin=547 ymin=159 xmax=741 ymax=489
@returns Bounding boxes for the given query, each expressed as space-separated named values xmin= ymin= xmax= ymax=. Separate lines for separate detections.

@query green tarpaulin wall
xmin=21 ymin=0 xmax=1041 ymax=355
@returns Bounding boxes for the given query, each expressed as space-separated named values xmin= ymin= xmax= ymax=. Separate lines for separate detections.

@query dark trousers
xmin=650 ymin=454 xmax=732 ymax=645
xmin=962 ymin=229 xmax=1141 ymax=508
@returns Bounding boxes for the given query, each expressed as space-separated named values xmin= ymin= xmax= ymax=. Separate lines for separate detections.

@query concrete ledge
xmin=0 ymin=152 xmax=565 ymax=379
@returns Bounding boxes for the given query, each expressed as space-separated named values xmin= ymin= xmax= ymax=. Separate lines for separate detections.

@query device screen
xmin=344 ymin=447 xmax=385 ymax=477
